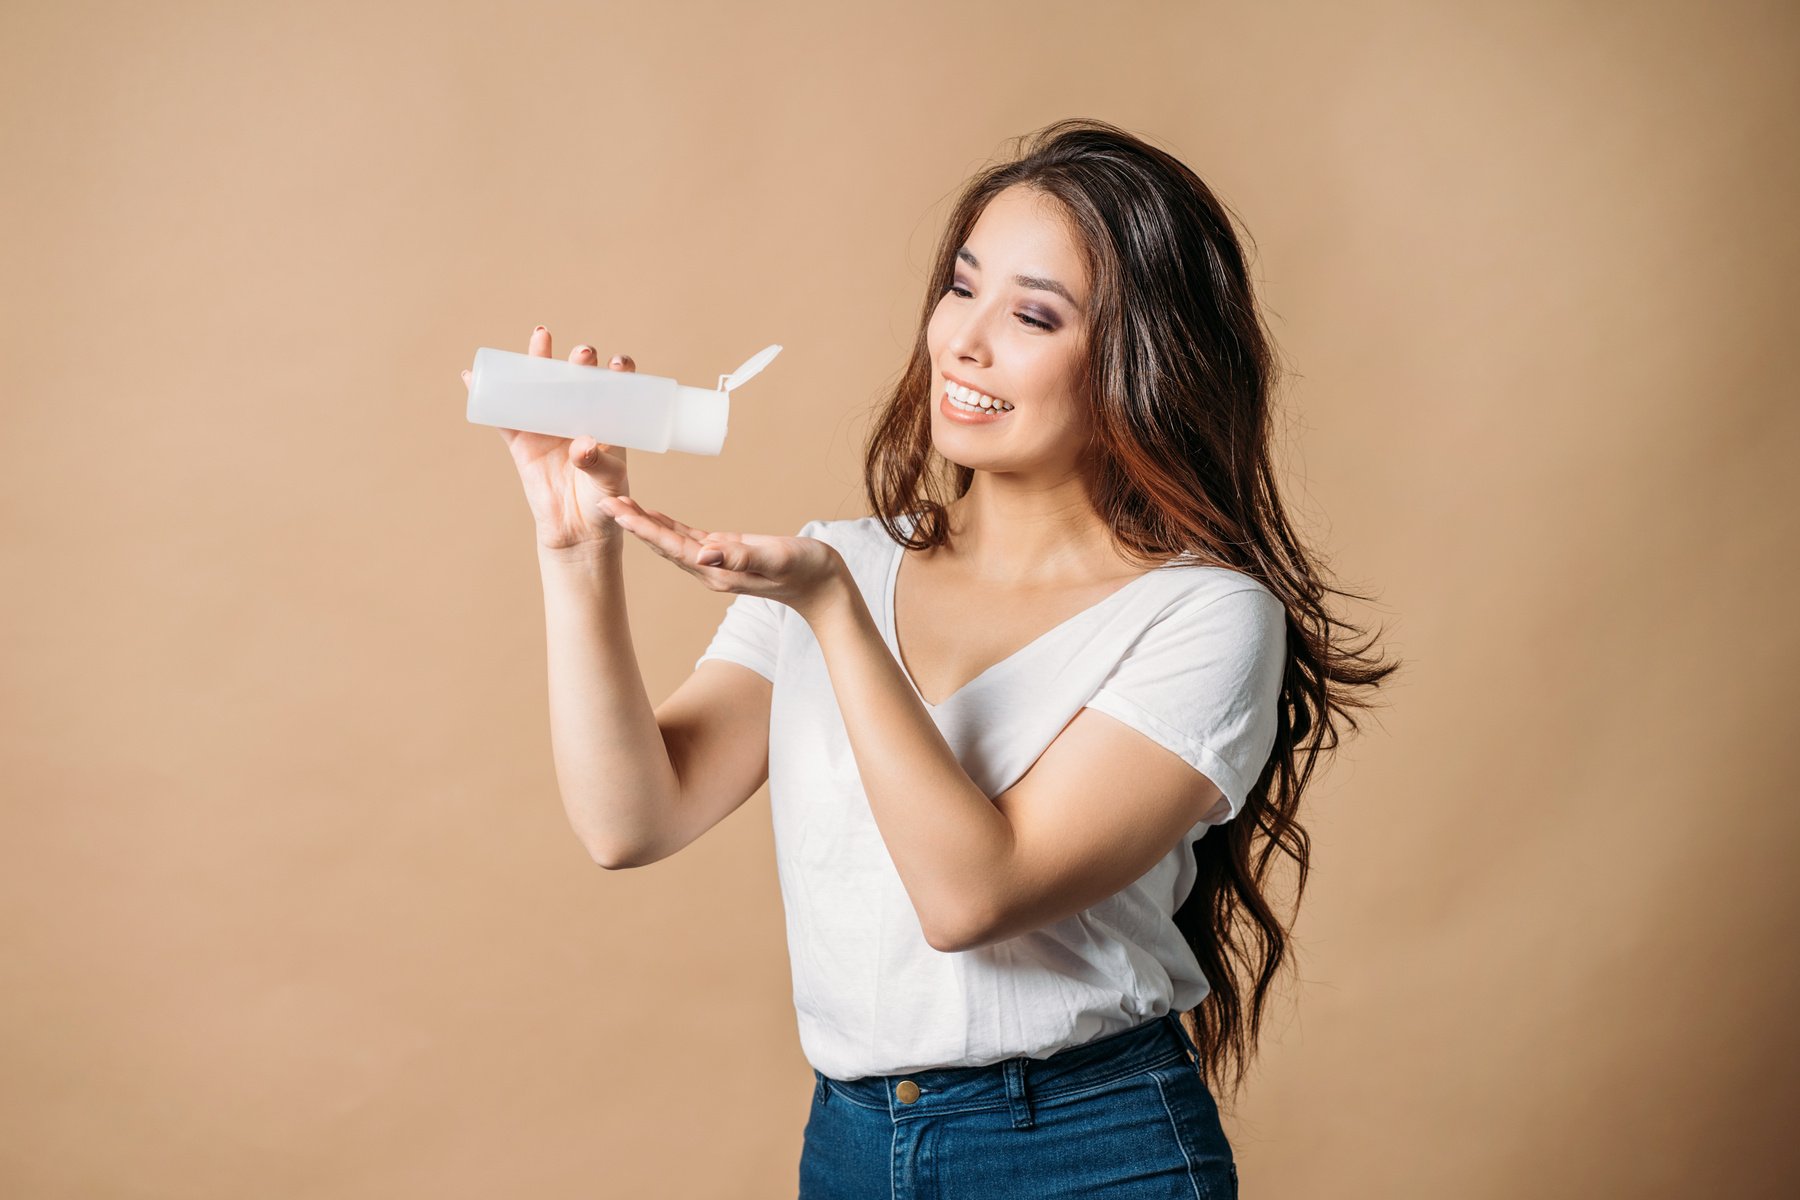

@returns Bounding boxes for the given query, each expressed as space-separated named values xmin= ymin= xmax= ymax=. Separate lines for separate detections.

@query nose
xmin=942 ymin=302 xmax=997 ymax=368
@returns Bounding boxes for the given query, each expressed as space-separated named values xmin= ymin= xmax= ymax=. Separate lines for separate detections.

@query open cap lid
xmin=717 ymin=343 xmax=783 ymax=393
xmin=668 ymin=343 xmax=784 ymax=456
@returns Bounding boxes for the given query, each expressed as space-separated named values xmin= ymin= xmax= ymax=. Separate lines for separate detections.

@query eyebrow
xmin=956 ymin=246 xmax=1083 ymax=313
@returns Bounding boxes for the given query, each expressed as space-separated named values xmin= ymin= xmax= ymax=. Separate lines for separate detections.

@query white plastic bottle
xmin=465 ymin=343 xmax=783 ymax=455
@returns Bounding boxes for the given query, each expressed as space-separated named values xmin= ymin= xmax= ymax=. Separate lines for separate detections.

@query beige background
xmin=3 ymin=1 xmax=1796 ymax=1196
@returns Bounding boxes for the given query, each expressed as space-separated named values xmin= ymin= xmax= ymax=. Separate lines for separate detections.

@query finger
xmin=608 ymin=353 xmax=636 ymax=372
xmin=694 ymin=534 xmax=759 ymax=571
xmin=608 ymin=505 xmax=716 ymax=567
xmin=608 ymin=501 xmax=683 ymax=547
xmin=571 ymin=343 xmax=597 ymax=365
xmin=609 ymin=506 xmax=748 ymax=576
xmin=611 ymin=495 xmax=675 ymax=535
xmin=570 ymin=439 xmax=616 ymax=471
xmin=530 ymin=324 xmax=550 ymax=357
xmin=460 ymin=367 xmax=471 ymax=392
xmin=611 ymin=509 xmax=691 ymax=562
xmin=643 ymin=512 xmax=709 ymax=546
xmin=638 ymin=505 xmax=710 ymax=542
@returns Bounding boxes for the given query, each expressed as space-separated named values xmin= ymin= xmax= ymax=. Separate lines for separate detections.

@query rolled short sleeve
xmin=1082 ymin=585 xmax=1287 ymax=826
xmin=691 ymin=519 xmax=822 ymax=683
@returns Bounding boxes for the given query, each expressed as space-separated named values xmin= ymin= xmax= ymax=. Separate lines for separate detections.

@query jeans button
xmin=895 ymin=1080 xmax=920 ymax=1103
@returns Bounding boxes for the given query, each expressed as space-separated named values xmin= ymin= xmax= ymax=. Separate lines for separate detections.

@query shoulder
xmin=785 ymin=515 xmax=902 ymax=611
xmin=791 ymin=513 xmax=905 ymax=568
xmin=1134 ymin=564 xmax=1287 ymax=643
xmin=1145 ymin=560 xmax=1281 ymax=609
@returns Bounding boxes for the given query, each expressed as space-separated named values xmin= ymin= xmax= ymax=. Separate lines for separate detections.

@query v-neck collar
xmin=880 ymin=512 xmax=1162 ymax=711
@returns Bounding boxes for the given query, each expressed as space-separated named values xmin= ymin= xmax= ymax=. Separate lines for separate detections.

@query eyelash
xmin=946 ymin=284 xmax=1054 ymax=331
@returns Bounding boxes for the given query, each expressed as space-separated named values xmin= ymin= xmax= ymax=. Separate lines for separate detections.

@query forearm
xmin=537 ymin=540 xmax=681 ymax=866
xmin=799 ymin=573 xmax=1012 ymax=947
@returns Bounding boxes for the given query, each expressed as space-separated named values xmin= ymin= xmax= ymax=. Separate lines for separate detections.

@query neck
xmin=938 ymin=473 xmax=1131 ymax=586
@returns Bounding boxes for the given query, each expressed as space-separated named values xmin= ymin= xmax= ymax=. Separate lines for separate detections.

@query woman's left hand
xmin=597 ymin=494 xmax=847 ymax=620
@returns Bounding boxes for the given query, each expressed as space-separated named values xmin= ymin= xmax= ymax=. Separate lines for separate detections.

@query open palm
xmin=599 ymin=494 xmax=845 ymax=616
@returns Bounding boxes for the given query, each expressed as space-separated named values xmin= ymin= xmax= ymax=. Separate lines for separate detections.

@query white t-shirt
xmin=694 ymin=512 xmax=1287 ymax=1080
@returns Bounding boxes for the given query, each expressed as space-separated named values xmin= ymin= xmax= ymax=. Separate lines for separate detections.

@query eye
xmin=945 ymin=284 xmax=1055 ymax=331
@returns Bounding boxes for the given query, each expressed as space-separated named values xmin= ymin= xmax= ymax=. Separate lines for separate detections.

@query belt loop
xmin=1002 ymin=1056 xmax=1035 ymax=1129
xmin=1164 ymin=1011 xmax=1202 ymax=1066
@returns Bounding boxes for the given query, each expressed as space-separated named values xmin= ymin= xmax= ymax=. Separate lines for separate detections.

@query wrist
xmin=796 ymin=556 xmax=863 ymax=631
xmin=536 ymin=535 xmax=623 ymax=571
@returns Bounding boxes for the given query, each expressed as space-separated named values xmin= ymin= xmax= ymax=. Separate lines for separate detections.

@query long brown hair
xmin=862 ymin=117 xmax=1402 ymax=1106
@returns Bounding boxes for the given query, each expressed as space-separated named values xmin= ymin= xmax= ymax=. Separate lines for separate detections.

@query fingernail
xmin=534 ymin=325 xmax=546 ymax=333
xmin=575 ymin=345 xmax=592 ymax=357
xmin=610 ymin=355 xmax=623 ymax=367
xmin=698 ymin=550 xmax=723 ymax=565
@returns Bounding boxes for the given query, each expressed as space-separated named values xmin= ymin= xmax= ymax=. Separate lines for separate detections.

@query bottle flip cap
xmin=669 ymin=343 xmax=784 ymax=455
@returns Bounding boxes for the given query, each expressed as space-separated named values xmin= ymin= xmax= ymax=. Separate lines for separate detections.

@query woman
xmin=468 ymin=118 xmax=1398 ymax=1197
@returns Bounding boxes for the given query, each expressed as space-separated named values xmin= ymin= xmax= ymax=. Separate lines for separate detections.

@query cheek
xmin=1026 ymin=374 xmax=1091 ymax=438
xmin=925 ymin=303 xmax=951 ymax=353
xmin=1022 ymin=355 xmax=1080 ymax=413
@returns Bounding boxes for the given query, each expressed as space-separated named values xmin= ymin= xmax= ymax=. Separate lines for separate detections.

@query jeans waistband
xmin=811 ymin=1011 xmax=1201 ymax=1128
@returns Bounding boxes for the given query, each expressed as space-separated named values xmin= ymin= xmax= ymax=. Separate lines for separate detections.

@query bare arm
xmin=475 ymin=327 xmax=770 ymax=869
xmin=799 ymin=569 xmax=1225 ymax=953
xmin=586 ymin=503 xmax=997 ymax=937
xmin=539 ymin=540 xmax=772 ymax=869
xmin=794 ymin=571 xmax=1010 ymax=948
xmin=537 ymin=538 xmax=673 ymax=866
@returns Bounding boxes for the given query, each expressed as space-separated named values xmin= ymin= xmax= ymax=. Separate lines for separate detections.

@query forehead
xmin=963 ymin=187 xmax=1089 ymax=295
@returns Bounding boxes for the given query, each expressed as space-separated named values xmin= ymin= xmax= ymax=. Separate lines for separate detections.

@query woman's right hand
xmin=462 ymin=325 xmax=635 ymax=555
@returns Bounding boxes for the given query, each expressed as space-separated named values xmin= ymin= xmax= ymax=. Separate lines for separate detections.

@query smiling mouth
xmin=942 ymin=380 xmax=1014 ymax=413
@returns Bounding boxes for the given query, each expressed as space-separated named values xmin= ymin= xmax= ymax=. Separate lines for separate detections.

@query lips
xmin=942 ymin=372 xmax=1008 ymax=407
xmin=939 ymin=385 xmax=1011 ymax=424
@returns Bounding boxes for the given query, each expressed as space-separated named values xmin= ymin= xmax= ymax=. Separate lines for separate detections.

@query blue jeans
xmin=798 ymin=1012 xmax=1236 ymax=1199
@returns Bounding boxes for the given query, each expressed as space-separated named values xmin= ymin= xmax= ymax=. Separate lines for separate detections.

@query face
xmin=925 ymin=185 xmax=1094 ymax=477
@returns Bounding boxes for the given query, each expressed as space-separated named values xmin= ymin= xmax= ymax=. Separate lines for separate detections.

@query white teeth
xmin=946 ymin=382 xmax=1013 ymax=413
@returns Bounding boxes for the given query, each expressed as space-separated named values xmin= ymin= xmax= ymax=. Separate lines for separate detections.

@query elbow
xmin=589 ymin=840 xmax=644 ymax=871
xmin=924 ymin=906 xmax=992 ymax=954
